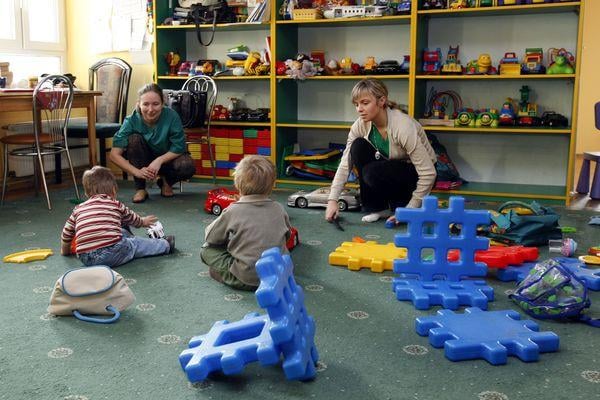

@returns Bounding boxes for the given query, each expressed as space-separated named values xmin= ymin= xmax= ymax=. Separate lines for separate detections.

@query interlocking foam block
xmin=256 ymin=248 xmax=319 ymax=380
xmin=329 ymin=241 xmax=407 ymax=273
xmin=447 ymin=245 xmax=539 ymax=269
xmin=393 ymin=279 xmax=494 ymax=310
xmin=179 ymin=312 xmax=279 ymax=382
xmin=179 ymin=248 xmax=318 ymax=382
xmin=495 ymin=262 xmax=536 ymax=283
xmin=554 ymin=257 xmax=600 ymax=291
xmin=393 ymin=196 xmax=490 ymax=281
xmin=416 ymin=307 xmax=559 ymax=365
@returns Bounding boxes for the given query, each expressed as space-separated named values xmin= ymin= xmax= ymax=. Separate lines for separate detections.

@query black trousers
xmin=350 ymin=137 xmax=418 ymax=212
xmin=125 ymin=134 xmax=196 ymax=190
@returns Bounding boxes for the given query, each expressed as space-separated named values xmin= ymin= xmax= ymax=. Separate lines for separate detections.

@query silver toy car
xmin=287 ymin=186 xmax=361 ymax=211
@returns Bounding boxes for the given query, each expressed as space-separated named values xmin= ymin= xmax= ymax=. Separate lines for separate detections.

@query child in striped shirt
xmin=61 ymin=166 xmax=175 ymax=267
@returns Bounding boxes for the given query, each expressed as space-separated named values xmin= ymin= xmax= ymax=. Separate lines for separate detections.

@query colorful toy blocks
xmin=329 ymin=241 xmax=407 ymax=273
xmin=179 ymin=247 xmax=318 ymax=383
xmin=393 ymin=196 xmax=490 ymax=281
xmin=393 ymin=279 xmax=494 ymax=310
xmin=416 ymin=307 xmax=559 ymax=365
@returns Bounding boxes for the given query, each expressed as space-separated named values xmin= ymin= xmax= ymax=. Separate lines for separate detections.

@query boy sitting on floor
xmin=61 ymin=166 xmax=175 ymax=267
xmin=201 ymin=155 xmax=291 ymax=291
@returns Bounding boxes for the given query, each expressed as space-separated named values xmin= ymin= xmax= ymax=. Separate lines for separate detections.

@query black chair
xmin=67 ymin=57 xmax=132 ymax=166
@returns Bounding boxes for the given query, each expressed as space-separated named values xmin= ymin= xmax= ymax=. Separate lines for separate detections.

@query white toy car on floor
xmin=287 ymin=187 xmax=361 ymax=211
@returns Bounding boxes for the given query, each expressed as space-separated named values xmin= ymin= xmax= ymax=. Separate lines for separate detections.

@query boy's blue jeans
xmin=79 ymin=229 xmax=170 ymax=268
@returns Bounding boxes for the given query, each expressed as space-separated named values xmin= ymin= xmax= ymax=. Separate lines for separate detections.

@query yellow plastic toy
xmin=3 ymin=249 xmax=54 ymax=263
xmin=329 ymin=241 xmax=406 ymax=273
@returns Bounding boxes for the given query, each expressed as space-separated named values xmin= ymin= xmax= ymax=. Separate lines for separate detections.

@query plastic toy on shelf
xmin=441 ymin=45 xmax=463 ymax=74
xmin=475 ymin=109 xmax=499 ymax=128
xmin=454 ymin=108 xmax=476 ymax=127
xmin=421 ymin=0 xmax=447 ymax=9
xmin=540 ymin=111 xmax=568 ymax=128
xmin=499 ymin=52 xmax=520 ymax=75
xmin=521 ymin=48 xmax=546 ymax=75
xmin=465 ymin=54 xmax=497 ymax=75
xmin=516 ymin=85 xmax=541 ymax=126
xmin=547 ymin=52 xmax=575 ymax=74
xmin=284 ymin=148 xmax=342 ymax=180
xmin=422 ymin=48 xmax=443 ymax=74
xmin=498 ymin=98 xmax=516 ymax=126
xmin=449 ymin=0 xmax=469 ymax=9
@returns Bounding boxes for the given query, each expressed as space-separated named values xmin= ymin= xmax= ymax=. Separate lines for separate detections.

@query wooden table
xmin=0 ymin=89 xmax=102 ymax=166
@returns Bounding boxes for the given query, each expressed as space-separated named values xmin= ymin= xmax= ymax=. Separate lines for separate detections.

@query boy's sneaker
xmin=165 ymin=235 xmax=175 ymax=254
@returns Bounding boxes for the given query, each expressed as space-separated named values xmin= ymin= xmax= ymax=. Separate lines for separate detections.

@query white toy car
xmin=147 ymin=221 xmax=165 ymax=239
xmin=287 ymin=187 xmax=361 ymax=211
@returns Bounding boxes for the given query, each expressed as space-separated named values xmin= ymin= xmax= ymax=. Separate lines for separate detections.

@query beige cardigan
xmin=328 ymin=108 xmax=437 ymax=209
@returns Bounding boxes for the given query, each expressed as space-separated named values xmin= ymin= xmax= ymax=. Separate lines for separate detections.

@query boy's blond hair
xmin=234 ymin=155 xmax=275 ymax=196
xmin=82 ymin=166 xmax=118 ymax=197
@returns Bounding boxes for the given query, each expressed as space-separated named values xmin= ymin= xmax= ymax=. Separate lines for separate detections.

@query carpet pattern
xmin=0 ymin=181 xmax=598 ymax=400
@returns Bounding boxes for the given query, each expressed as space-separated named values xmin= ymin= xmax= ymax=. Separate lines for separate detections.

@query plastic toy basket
xmin=293 ymin=8 xmax=323 ymax=20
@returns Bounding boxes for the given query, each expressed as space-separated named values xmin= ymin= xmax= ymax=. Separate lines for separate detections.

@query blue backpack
xmin=510 ymin=259 xmax=599 ymax=328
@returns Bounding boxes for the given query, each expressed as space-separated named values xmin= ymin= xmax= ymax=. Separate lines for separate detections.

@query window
xmin=0 ymin=0 xmax=66 ymax=87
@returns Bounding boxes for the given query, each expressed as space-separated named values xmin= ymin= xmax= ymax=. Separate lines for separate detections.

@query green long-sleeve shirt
xmin=112 ymin=107 xmax=186 ymax=154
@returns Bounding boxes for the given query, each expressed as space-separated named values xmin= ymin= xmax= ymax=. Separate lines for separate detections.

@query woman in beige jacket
xmin=325 ymin=78 xmax=437 ymax=224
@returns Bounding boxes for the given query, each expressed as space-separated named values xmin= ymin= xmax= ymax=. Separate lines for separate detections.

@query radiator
xmin=5 ymin=118 xmax=89 ymax=177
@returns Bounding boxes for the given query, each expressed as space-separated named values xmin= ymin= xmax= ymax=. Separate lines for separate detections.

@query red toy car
xmin=287 ymin=226 xmax=299 ymax=251
xmin=204 ymin=187 xmax=239 ymax=216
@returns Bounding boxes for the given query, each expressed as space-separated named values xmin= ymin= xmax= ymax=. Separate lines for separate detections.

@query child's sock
xmin=361 ymin=209 xmax=392 ymax=223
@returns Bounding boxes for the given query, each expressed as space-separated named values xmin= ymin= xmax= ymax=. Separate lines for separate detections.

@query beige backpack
xmin=48 ymin=266 xmax=135 ymax=323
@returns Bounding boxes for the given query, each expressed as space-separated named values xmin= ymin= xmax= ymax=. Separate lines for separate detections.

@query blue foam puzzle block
xmin=179 ymin=312 xmax=280 ymax=383
xmin=255 ymin=247 xmax=319 ymax=381
xmin=392 ymin=278 xmax=494 ymax=310
xmin=496 ymin=262 xmax=536 ymax=283
xmin=393 ymin=196 xmax=490 ymax=281
xmin=416 ymin=307 xmax=559 ymax=365
xmin=553 ymin=257 xmax=600 ymax=291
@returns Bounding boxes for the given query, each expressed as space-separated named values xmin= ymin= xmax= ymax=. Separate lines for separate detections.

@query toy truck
xmin=521 ymin=48 xmax=546 ymax=74
xmin=499 ymin=52 xmax=520 ymax=75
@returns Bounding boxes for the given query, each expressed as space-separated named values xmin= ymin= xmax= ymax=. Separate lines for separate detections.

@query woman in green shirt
xmin=110 ymin=83 xmax=195 ymax=203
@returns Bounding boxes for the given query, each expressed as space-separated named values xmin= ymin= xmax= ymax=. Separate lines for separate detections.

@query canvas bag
xmin=483 ymin=201 xmax=562 ymax=246
xmin=48 ymin=266 xmax=135 ymax=324
xmin=510 ymin=258 xmax=600 ymax=327
xmin=163 ymin=89 xmax=207 ymax=128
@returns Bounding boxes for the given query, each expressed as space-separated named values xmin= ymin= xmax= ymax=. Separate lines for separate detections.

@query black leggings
xmin=125 ymin=134 xmax=195 ymax=190
xmin=350 ymin=137 xmax=418 ymax=212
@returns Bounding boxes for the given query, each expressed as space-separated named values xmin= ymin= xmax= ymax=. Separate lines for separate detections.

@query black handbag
xmin=188 ymin=0 xmax=236 ymax=46
xmin=163 ymin=89 xmax=207 ymax=128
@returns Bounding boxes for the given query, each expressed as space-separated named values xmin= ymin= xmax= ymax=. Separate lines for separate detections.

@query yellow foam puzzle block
xmin=329 ymin=241 xmax=406 ymax=273
xmin=3 ymin=248 xmax=54 ymax=263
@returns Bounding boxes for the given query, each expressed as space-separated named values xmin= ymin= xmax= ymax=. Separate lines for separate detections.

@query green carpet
xmin=1 ymin=181 xmax=599 ymax=400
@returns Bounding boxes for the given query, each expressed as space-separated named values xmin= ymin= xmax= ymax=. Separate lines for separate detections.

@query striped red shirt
xmin=61 ymin=194 xmax=143 ymax=254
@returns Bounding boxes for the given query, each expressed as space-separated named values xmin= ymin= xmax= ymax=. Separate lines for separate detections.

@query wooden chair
xmin=180 ymin=75 xmax=218 ymax=189
xmin=67 ymin=57 xmax=132 ymax=166
xmin=1 ymin=75 xmax=80 ymax=209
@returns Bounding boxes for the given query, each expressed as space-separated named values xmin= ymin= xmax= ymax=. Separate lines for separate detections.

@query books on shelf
xmin=246 ymin=0 xmax=270 ymax=23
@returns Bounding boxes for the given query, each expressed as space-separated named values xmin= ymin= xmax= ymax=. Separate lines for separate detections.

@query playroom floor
xmin=0 ymin=180 xmax=598 ymax=400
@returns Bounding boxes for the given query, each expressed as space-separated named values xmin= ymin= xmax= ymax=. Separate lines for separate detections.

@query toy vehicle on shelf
xmin=204 ymin=187 xmax=239 ymax=216
xmin=247 ymin=108 xmax=270 ymax=122
xmin=287 ymin=186 xmax=361 ymax=211
xmin=521 ymin=48 xmax=546 ymax=74
xmin=397 ymin=0 xmax=411 ymax=14
xmin=540 ymin=111 xmax=568 ymax=128
xmin=421 ymin=0 xmax=446 ymax=9
xmin=499 ymin=52 xmax=521 ymax=75
xmin=475 ymin=109 xmax=499 ymax=128
xmin=323 ymin=5 xmax=389 ymax=19
xmin=449 ymin=0 xmax=468 ymax=9
xmin=423 ymin=48 xmax=442 ymax=74
xmin=374 ymin=59 xmax=406 ymax=75
xmin=454 ymin=108 xmax=476 ymax=127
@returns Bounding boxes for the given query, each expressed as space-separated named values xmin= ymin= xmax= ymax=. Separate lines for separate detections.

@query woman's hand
xmin=325 ymin=200 xmax=339 ymax=221
xmin=148 ymin=158 xmax=164 ymax=177
xmin=136 ymin=167 xmax=156 ymax=180
xmin=141 ymin=215 xmax=158 ymax=227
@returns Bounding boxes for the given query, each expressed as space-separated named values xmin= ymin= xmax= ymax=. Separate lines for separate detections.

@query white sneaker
xmin=361 ymin=210 xmax=391 ymax=223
